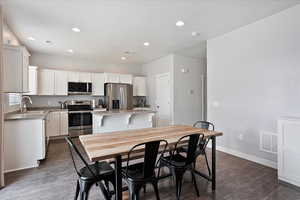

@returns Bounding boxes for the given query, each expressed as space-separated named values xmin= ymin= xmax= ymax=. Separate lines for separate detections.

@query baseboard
xmin=207 ymin=143 xmax=277 ymax=169
xmin=4 ymin=162 xmax=40 ymax=173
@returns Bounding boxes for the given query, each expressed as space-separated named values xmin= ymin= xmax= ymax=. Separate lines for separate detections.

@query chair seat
xmin=79 ymin=161 xmax=114 ymax=181
xmin=160 ymin=154 xmax=188 ymax=168
xmin=122 ymin=162 xmax=155 ymax=180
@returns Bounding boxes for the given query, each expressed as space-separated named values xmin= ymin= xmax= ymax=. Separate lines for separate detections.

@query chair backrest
xmin=174 ymin=133 xmax=204 ymax=165
xmin=65 ymin=136 xmax=98 ymax=179
xmin=193 ymin=121 xmax=214 ymax=131
xmin=125 ymin=140 xmax=168 ymax=179
xmin=193 ymin=121 xmax=214 ymax=151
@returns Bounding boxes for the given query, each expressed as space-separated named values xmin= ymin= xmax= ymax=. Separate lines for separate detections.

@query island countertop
xmin=92 ymin=109 xmax=156 ymax=116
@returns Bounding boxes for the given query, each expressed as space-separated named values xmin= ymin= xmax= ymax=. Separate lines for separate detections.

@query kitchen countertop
xmin=4 ymin=107 xmax=68 ymax=121
xmin=92 ymin=109 xmax=156 ymax=116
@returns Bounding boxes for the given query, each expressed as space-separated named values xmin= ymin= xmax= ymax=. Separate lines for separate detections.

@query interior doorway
xmin=155 ymin=73 xmax=171 ymax=127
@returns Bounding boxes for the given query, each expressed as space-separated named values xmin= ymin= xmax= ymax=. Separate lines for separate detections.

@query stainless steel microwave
xmin=68 ymin=82 xmax=92 ymax=95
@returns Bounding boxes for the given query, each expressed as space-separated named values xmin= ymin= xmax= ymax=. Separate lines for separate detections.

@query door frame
xmin=0 ymin=6 xmax=5 ymax=187
xmin=155 ymin=72 xmax=172 ymax=126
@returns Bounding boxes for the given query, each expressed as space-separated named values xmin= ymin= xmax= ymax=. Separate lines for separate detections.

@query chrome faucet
xmin=20 ymin=96 xmax=33 ymax=113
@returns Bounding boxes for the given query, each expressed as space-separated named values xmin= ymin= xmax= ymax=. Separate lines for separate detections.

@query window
xmin=8 ymin=93 xmax=21 ymax=106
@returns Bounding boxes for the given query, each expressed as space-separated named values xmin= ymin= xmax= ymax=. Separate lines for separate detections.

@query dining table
xmin=79 ymin=125 xmax=223 ymax=200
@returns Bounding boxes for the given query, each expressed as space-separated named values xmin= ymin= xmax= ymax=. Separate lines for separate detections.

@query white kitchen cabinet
xmin=46 ymin=111 xmax=68 ymax=137
xmin=25 ymin=66 xmax=38 ymax=95
xmin=119 ymin=74 xmax=133 ymax=84
xmin=2 ymin=45 xmax=30 ymax=93
xmin=92 ymin=73 xmax=105 ymax=96
xmin=104 ymin=73 xmax=120 ymax=83
xmin=68 ymin=71 xmax=80 ymax=82
xmin=4 ymin=119 xmax=46 ymax=172
xmin=38 ymin=69 xmax=55 ymax=95
xmin=278 ymin=117 xmax=300 ymax=187
xmin=54 ymin=70 xmax=68 ymax=95
xmin=79 ymin=72 xmax=92 ymax=82
xmin=133 ymin=76 xmax=146 ymax=96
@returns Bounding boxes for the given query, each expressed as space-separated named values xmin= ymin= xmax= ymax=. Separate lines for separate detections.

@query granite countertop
xmin=4 ymin=107 xmax=68 ymax=121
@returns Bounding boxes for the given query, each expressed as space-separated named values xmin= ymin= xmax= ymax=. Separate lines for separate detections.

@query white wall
xmin=142 ymin=55 xmax=174 ymax=113
xmin=173 ymin=54 xmax=205 ymax=125
xmin=142 ymin=54 xmax=205 ymax=125
xmin=207 ymin=4 xmax=300 ymax=164
xmin=30 ymin=52 xmax=143 ymax=75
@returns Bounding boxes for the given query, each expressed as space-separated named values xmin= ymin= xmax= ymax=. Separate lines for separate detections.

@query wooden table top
xmin=79 ymin=125 xmax=223 ymax=162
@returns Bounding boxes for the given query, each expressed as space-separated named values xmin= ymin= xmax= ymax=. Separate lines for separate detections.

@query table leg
xmin=211 ymin=136 xmax=216 ymax=191
xmin=115 ymin=155 xmax=122 ymax=200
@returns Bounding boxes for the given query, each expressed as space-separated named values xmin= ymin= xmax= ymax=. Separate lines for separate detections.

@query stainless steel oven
xmin=66 ymin=100 xmax=92 ymax=136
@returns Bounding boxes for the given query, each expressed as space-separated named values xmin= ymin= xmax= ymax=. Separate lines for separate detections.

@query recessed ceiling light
xmin=44 ymin=40 xmax=53 ymax=45
xmin=72 ymin=27 xmax=81 ymax=32
xmin=67 ymin=49 xmax=74 ymax=53
xmin=176 ymin=20 xmax=185 ymax=27
xmin=143 ymin=42 xmax=150 ymax=46
xmin=27 ymin=37 xmax=35 ymax=41
xmin=191 ymin=32 xmax=200 ymax=36
xmin=121 ymin=56 xmax=127 ymax=60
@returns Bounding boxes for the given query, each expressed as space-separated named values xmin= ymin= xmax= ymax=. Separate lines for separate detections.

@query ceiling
xmin=1 ymin=0 xmax=300 ymax=65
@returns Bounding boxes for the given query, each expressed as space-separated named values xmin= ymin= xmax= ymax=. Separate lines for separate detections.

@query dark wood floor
xmin=1 ymin=139 xmax=300 ymax=200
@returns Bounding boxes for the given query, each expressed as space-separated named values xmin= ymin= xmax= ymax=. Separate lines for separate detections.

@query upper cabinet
xmin=68 ymin=71 xmax=79 ymax=82
xmin=2 ymin=45 xmax=30 ymax=93
xmin=104 ymin=73 xmax=132 ymax=84
xmin=25 ymin=66 xmax=38 ymax=95
xmin=133 ymin=76 xmax=147 ymax=96
xmin=54 ymin=70 xmax=68 ymax=95
xmin=104 ymin=73 xmax=119 ymax=83
xmin=119 ymin=74 xmax=133 ymax=84
xmin=68 ymin=72 xmax=91 ymax=82
xmin=38 ymin=69 xmax=55 ymax=95
xmin=79 ymin=72 xmax=92 ymax=82
xmin=92 ymin=73 xmax=105 ymax=96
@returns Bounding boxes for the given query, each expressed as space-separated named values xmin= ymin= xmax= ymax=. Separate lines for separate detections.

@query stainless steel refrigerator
xmin=105 ymin=83 xmax=133 ymax=110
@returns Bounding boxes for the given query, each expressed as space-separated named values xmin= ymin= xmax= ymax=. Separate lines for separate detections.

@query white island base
xmin=93 ymin=110 xmax=155 ymax=134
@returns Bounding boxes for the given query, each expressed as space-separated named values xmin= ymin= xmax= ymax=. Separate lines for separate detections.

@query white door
xmin=119 ymin=74 xmax=133 ymax=84
xmin=79 ymin=72 xmax=92 ymax=82
xmin=54 ymin=70 xmax=68 ymax=95
xmin=38 ymin=69 xmax=55 ymax=95
xmin=68 ymin=71 xmax=79 ymax=82
xmin=155 ymin=73 xmax=171 ymax=127
xmin=92 ymin=73 xmax=105 ymax=96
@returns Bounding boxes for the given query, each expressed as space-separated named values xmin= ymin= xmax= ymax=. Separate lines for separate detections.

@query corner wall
xmin=207 ymin=4 xmax=300 ymax=165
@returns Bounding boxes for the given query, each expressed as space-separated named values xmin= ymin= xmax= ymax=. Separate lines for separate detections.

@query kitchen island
xmin=92 ymin=110 xmax=156 ymax=134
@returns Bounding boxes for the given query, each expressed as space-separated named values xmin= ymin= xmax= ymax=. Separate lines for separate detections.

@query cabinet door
xmin=46 ymin=112 xmax=60 ymax=137
xmin=68 ymin=71 xmax=79 ymax=82
xmin=60 ymin=111 xmax=69 ymax=136
xmin=79 ymin=72 xmax=92 ymax=82
xmin=92 ymin=73 xmax=105 ymax=96
xmin=2 ymin=46 xmax=23 ymax=92
xmin=26 ymin=66 xmax=38 ymax=95
xmin=38 ymin=69 xmax=55 ymax=95
xmin=104 ymin=73 xmax=119 ymax=83
xmin=133 ymin=77 xmax=146 ymax=96
xmin=54 ymin=70 xmax=68 ymax=95
xmin=119 ymin=74 xmax=133 ymax=84
xmin=22 ymin=48 xmax=30 ymax=93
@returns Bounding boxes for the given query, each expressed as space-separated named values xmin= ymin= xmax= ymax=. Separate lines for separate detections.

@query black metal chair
xmin=122 ymin=140 xmax=168 ymax=200
xmin=65 ymin=136 xmax=115 ymax=200
xmin=178 ymin=121 xmax=214 ymax=176
xmin=159 ymin=134 xmax=204 ymax=200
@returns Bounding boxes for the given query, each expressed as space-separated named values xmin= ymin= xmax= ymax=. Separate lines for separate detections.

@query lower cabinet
xmin=46 ymin=111 xmax=68 ymax=137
